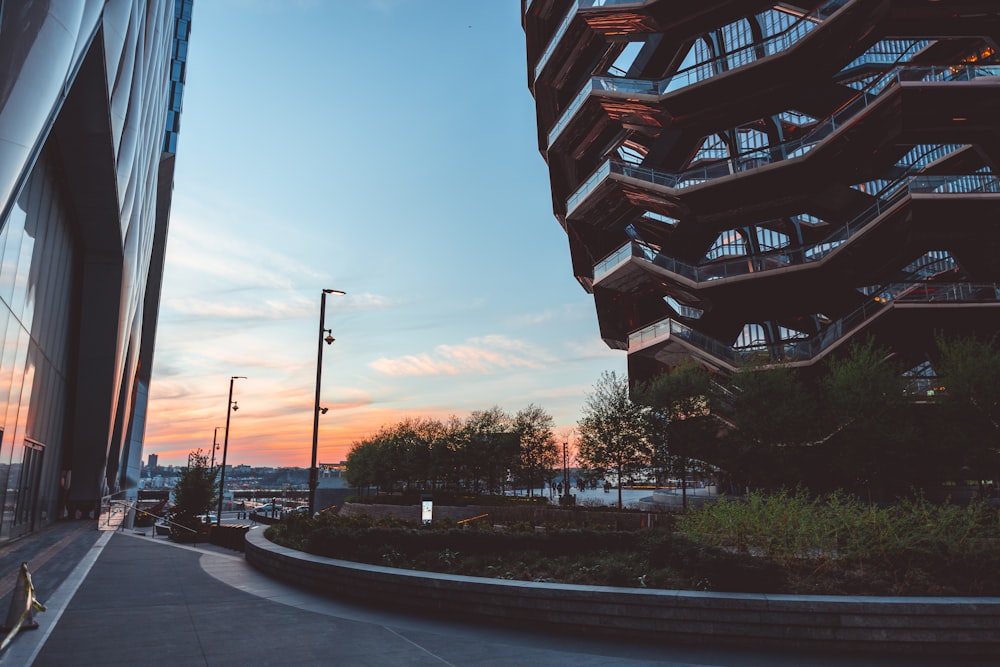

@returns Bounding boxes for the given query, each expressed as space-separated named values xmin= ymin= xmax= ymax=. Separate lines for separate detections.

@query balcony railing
xmin=534 ymin=0 xmax=650 ymax=80
xmin=566 ymin=64 xmax=1000 ymax=216
xmin=595 ymin=173 xmax=999 ymax=285
xmin=548 ymin=0 xmax=862 ymax=146
xmin=629 ymin=282 xmax=1000 ymax=367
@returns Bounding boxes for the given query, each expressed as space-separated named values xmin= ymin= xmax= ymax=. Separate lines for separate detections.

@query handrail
xmin=629 ymin=281 xmax=1000 ymax=367
xmin=124 ymin=501 xmax=198 ymax=534
xmin=534 ymin=0 xmax=653 ymax=80
xmin=595 ymin=170 xmax=996 ymax=285
xmin=549 ymin=0 xmax=861 ymax=146
xmin=98 ymin=490 xmax=128 ymax=529
xmin=566 ymin=60 xmax=1000 ymax=215
xmin=567 ymin=64 xmax=1000 ymax=215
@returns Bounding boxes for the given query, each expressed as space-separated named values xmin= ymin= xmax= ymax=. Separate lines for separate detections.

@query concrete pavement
xmin=0 ymin=522 xmax=994 ymax=666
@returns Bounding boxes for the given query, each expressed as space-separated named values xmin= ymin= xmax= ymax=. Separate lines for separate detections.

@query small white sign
xmin=421 ymin=499 xmax=433 ymax=524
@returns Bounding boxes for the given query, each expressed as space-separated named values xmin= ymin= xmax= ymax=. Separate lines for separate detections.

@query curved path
xmin=0 ymin=525 xmax=993 ymax=666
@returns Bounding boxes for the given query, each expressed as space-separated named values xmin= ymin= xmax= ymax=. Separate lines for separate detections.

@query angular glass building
xmin=523 ymin=1 xmax=1000 ymax=385
xmin=0 ymin=0 xmax=192 ymax=540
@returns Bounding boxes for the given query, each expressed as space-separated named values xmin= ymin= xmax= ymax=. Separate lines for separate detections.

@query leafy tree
xmin=385 ymin=417 xmax=439 ymax=490
xmin=429 ymin=416 xmax=464 ymax=490
xmin=512 ymin=404 xmax=558 ymax=496
xmin=171 ymin=450 xmax=217 ymax=534
xmin=634 ymin=360 xmax=717 ymax=510
xmin=577 ymin=371 xmax=651 ymax=509
xmin=725 ymin=364 xmax=821 ymax=492
xmin=819 ymin=338 xmax=913 ymax=498
xmin=934 ymin=333 xmax=1000 ymax=486
xmin=344 ymin=437 xmax=376 ymax=491
xmin=463 ymin=406 xmax=513 ymax=494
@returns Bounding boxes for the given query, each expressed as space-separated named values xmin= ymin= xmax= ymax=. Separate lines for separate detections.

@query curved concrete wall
xmin=245 ymin=529 xmax=1000 ymax=657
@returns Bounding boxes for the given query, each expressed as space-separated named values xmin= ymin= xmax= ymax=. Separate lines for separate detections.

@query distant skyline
xmin=143 ymin=0 xmax=626 ymax=467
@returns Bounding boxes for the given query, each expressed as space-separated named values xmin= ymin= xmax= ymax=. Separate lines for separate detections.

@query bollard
xmin=0 ymin=562 xmax=46 ymax=652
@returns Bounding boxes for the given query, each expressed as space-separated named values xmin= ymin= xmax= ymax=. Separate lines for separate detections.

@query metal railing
xmin=594 ymin=171 xmax=998 ymax=284
xmin=566 ymin=65 xmax=1000 ymax=215
xmin=534 ymin=0 xmax=651 ymax=78
xmin=550 ymin=1 xmax=859 ymax=146
xmin=124 ymin=500 xmax=198 ymax=535
xmin=98 ymin=491 xmax=128 ymax=530
xmin=629 ymin=281 xmax=1000 ymax=367
xmin=566 ymin=61 xmax=1000 ymax=215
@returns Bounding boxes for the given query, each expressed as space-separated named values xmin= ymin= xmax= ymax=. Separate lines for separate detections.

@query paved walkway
xmin=0 ymin=522 xmax=994 ymax=666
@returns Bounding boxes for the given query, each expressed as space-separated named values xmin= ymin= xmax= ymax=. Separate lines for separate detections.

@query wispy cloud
xmin=370 ymin=335 xmax=554 ymax=377
xmin=166 ymin=297 xmax=312 ymax=321
xmin=564 ymin=337 xmax=624 ymax=361
xmin=166 ymin=220 xmax=324 ymax=293
xmin=365 ymin=0 xmax=411 ymax=16
xmin=507 ymin=303 xmax=589 ymax=327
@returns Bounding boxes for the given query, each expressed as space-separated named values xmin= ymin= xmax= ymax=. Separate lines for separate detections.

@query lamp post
xmin=563 ymin=440 xmax=569 ymax=500
xmin=310 ymin=288 xmax=345 ymax=516
xmin=210 ymin=426 xmax=223 ymax=470
xmin=216 ymin=376 xmax=246 ymax=526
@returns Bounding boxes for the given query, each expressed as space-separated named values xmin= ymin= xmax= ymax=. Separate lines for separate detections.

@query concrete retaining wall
xmin=338 ymin=501 xmax=660 ymax=529
xmin=244 ymin=529 xmax=1000 ymax=656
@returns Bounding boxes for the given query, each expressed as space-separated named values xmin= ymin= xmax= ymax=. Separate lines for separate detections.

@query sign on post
xmin=421 ymin=493 xmax=432 ymax=525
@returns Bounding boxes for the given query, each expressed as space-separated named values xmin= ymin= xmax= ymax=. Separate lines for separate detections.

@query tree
xmin=934 ymin=333 xmax=1000 ymax=487
xmin=634 ymin=360 xmax=717 ymax=510
xmin=429 ymin=416 xmax=464 ymax=491
xmin=577 ymin=371 xmax=651 ymax=509
xmin=171 ymin=450 xmax=217 ymax=536
xmin=463 ymin=406 xmax=513 ymax=494
xmin=512 ymin=404 xmax=558 ymax=496
xmin=820 ymin=338 xmax=913 ymax=498
xmin=725 ymin=364 xmax=821 ymax=492
xmin=344 ymin=437 xmax=376 ymax=492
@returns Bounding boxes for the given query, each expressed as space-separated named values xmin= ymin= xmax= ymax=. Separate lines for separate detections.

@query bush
xmin=265 ymin=492 xmax=1000 ymax=595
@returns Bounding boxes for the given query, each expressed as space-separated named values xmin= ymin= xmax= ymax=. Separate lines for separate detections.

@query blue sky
xmin=144 ymin=0 xmax=626 ymax=467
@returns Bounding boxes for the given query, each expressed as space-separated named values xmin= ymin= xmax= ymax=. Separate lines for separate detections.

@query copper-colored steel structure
xmin=524 ymin=0 xmax=1000 ymax=384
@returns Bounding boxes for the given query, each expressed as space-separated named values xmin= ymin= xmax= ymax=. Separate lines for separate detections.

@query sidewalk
xmin=0 ymin=524 xmax=994 ymax=666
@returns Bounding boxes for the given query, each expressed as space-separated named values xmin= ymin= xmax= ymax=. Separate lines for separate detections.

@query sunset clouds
xmin=142 ymin=2 xmax=627 ymax=467
xmin=370 ymin=335 xmax=552 ymax=377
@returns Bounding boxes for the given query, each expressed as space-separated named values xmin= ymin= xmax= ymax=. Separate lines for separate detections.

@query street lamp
xmin=210 ymin=426 xmax=223 ymax=470
xmin=310 ymin=288 xmax=345 ymax=515
xmin=216 ymin=376 xmax=246 ymax=526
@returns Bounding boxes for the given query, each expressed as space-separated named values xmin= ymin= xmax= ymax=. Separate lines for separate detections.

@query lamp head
xmin=324 ymin=334 xmax=335 ymax=345
xmin=319 ymin=407 xmax=329 ymax=415
xmin=231 ymin=402 xmax=239 ymax=412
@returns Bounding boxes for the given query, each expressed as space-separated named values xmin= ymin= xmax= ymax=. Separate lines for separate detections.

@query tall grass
xmin=677 ymin=490 xmax=1000 ymax=567
xmin=267 ymin=491 xmax=1000 ymax=595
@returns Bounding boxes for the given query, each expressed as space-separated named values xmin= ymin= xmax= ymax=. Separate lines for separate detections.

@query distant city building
xmin=523 ymin=1 xmax=1000 ymax=384
xmin=0 ymin=0 xmax=193 ymax=540
xmin=148 ymin=454 xmax=160 ymax=470
xmin=320 ymin=461 xmax=348 ymax=477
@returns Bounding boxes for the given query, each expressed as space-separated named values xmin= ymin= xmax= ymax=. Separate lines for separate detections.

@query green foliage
xmin=712 ymin=337 xmax=1000 ymax=495
xmin=167 ymin=450 xmax=218 ymax=541
xmin=171 ymin=450 xmax=217 ymax=525
xmin=678 ymin=489 xmax=1000 ymax=594
xmin=634 ymin=361 xmax=719 ymax=509
xmin=344 ymin=406 xmax=558 ymax=497
xmin=933 ymin=333 xmax=1000 ymax=481
xmin=267 ymin=491 xmax=1000 ymax=595
xmin=577 ymin=371 xmax=651 ymax=508
xmin=512 ymin=404 xmax=559 ymax=496
xmin=730 ymin=366 xmax=817 ymax=447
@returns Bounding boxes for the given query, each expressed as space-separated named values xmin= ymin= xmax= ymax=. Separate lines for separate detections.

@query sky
xmin=142 ymin=0 xmax=627 ymax=468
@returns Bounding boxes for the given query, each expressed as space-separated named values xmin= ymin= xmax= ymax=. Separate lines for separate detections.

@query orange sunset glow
xmin=141 ymin=2 xmax=625 ymax=468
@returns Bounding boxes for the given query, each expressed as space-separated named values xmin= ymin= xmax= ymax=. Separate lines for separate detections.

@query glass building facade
xmin=524 ymin=0 xmax=1000 ymax=384
xmin=0 ymin=0 xmax=192 ymax=540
